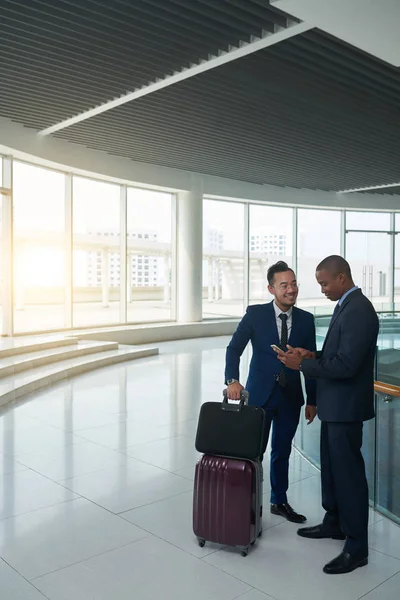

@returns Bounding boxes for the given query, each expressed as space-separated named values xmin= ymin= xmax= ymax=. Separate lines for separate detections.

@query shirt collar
xmin=273 ymin=301 xmax=293 ymax=319
xmin=338 ymin=286 xmax=359 ymax=306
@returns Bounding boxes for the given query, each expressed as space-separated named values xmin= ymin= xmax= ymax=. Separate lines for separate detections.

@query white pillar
xmin=102 ymin=248 xmax=109 ymax=307
xmin=119 ymin=185 xmax=127 ymax=323
xmin=64 ymin=174 xmax=73 ymax=328
xmin=176 ymin=182 xmax=203 ymax=322
xmin=1 ymin=157 xmax=13 ymax=335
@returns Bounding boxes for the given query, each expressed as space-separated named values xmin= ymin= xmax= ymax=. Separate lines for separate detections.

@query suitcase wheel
xmin=250 ymin=541 xmax=255 ymax=546
xmin=241 ymin=548 xmax=248 ymax=557
xmin=198 ymin=539 xmax=206 ymax=548
xmin=258 ymin=529 xmax=263 ymax=538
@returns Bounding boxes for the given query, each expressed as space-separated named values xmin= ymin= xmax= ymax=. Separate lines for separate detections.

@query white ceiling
xmin=272 ymin=0 xmax=400 ymax=66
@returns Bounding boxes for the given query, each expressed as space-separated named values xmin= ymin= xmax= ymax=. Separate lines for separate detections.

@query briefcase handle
xmin=222 ymin=388 xmax=249 ymax=411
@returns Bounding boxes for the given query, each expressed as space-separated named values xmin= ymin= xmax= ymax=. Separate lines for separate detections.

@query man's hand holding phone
xmin=271 ymin=344 xmax=316 ymax=360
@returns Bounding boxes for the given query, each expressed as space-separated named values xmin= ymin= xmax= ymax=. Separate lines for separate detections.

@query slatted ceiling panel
xmin=1 ymin=1 xmax=400 ymax=192
xmin=268 ymin=30 xmax=400 ymax=109
xmin=52 ymin=31 xmax=400 ymax=191
xmin=357 ymin=186 xmax=400 ymax=196
xmin=0 ymin=0 xmax=288 ymax=129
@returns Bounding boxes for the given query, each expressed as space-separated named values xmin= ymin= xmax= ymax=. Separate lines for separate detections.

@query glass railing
xmin=294 ymin=312 xmax=400 ymax=525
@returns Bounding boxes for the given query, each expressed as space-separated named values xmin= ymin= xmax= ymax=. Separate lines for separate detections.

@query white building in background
xmin=250 ymin=231 xmax=287 ymax=255
xmin=204 ymin=227 xmax=224 ymax=251
xmin=87 ymin=230 xmax=160 ymax=287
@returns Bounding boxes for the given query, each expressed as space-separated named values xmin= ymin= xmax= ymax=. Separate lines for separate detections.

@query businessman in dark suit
xmin=277 ymin=255 xmax=379 ymax=575
xmin=225 ymin=261 xmax=317 ymax=524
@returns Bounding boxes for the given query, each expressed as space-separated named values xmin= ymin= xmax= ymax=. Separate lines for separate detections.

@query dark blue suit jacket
xmin=301 ymin=289 xmax=379 ymax=422
xmin=225 ymin=302 xmax=317 ymax=408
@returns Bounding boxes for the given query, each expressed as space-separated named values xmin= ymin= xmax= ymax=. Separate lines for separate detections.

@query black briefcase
xmin=195 ymin=390 xmax=266 ymax=460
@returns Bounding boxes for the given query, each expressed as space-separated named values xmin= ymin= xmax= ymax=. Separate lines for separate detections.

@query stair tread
xmin=0 ymin=346 xmax=156 ymax=395
xmin=0 ymin=340 xmax=117 ymax=367
xmin=0 ymin=336 xmax=77 ymax=357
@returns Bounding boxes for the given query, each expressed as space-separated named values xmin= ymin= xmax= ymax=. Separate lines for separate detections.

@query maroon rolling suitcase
xmin=193 ymin=454 xmax=263 ymax=557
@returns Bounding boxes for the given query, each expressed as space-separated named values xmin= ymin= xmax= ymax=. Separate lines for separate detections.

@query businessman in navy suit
xmin=225 ymin=261 xmax=317 ymax=524
xmin=278 ymin=255 xmax=379 ymax=575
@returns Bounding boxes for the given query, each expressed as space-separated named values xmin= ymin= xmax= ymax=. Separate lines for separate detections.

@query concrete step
xmin=0 ymin=345 xmax=159 ymax=408
xmin=0 ymin=336 xmax=77 ymax=359
xmin=0 ymin=340 xmax=119 ymax=378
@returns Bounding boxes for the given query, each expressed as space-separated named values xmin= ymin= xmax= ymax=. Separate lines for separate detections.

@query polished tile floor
xmin=0 ymin=336 xmax=399 ymax=600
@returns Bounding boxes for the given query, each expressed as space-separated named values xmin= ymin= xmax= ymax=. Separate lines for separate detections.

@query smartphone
xmin=271 ymin=344 xmax=281 ymax=352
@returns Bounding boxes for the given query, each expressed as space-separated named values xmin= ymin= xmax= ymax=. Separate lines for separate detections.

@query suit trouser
xmin=262 ymin=389 xmax=301 ymax=505
xmin=320 ymin=421 xmax=369 ymax=556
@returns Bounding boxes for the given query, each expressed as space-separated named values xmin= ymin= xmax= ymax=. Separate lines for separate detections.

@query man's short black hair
xmin=267 ymin=261 xmax=295 ymax=286
xmin=316 ymin=255 xmax=352 ymax=279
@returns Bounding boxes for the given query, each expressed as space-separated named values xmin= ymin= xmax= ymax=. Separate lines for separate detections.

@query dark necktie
xmin=328 ymin=303 xmax=341 ymax=331
xmin=333 ymin=302 xmax=341 ymax=318
xmin=277 ymin=313 xmax=288 ymax=388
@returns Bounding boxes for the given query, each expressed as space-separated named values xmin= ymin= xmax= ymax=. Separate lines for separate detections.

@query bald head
xmin=316 ymin=255 xmax=352 ymax=279
xmin=315 ymin=255 xmax=355 ymax=302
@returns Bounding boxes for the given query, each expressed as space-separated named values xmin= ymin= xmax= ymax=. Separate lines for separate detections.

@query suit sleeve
xmin=224 ymin=307 xmax=253 ymax=384
xmin=301 ymin=305 xmax=378 ymax=380
xmin=304 ymin=316 xmax=317 ymax=405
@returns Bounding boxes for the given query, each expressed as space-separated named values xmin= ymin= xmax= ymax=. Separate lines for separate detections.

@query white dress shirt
xmin=273 ymin=302 xmax=293 ymax=343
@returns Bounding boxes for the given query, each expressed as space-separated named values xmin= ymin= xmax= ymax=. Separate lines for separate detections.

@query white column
xmin=389 ymin=213 xmax=395 ymax=311
xmin=292 ymin=207 xmax=298 ymax=275
xmin=340 ymin=210 xmax=346 ymax=257
xmin=119 ymin=185 xmax=127 ymax=323
xmin=176 ymin=181 xmax=203 ymax=322
xmin=64 ymin=174 xmax=72 ymax=328
xmin=243 ymin=203 xmax=249 ymax=310
xmin=170 ymin=194 xmax=178 ymax=321
xmin=1 ymin=157 xmax=13 ymax=336
xmin=102 ymin=248 xmax=109 ymax=307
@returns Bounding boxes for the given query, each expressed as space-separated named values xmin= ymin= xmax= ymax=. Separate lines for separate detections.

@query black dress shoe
xmin=323 ymin=551 xmax=368 ymax=575
xmin=297 ymin=524 xmax=345 ymax=540
xmin=270 ymin=503 xmax=306 ymax=523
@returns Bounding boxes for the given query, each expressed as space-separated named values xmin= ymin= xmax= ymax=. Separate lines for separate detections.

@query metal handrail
xmin=374 ymin=381 xmax=400 ymax=402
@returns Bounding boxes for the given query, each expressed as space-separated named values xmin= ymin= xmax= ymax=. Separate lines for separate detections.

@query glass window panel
xmin=346 ymin=231 xmax=392 ymax=311
xmin=346 ymin=211 xmax=390 ymax=231
xmin=0 ymin=191 xmax=3 ymax=334
xmin=249 ymin=205 xmax=293 ymax=305
xmin=126 ymin=188 xmax=172 ymax=323
xmin=13 ymin=162 xmax=66 ymax=332
xmin=73 ymin=176 xmax=120 ymax=327
xmin=203 ymin=199 xmax=245 ymax=318
xmin=395 ymin=233 xmax=400 ymax=311
xmin=376 ymin=394 xmax=400 ymax=520
xmin=297 ymin=209 xmax=341 ymax=315
xmin=396 ymin=213 xmax=400 ymax=231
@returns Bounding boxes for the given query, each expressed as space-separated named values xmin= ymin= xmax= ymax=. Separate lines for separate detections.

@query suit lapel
xmin=321 ymin=289 xmax=361 ymax=350
xmin=288 ymin=306 xmax=297 ymax=345
xmin=267 ymin=301 xmax=280 ymax=346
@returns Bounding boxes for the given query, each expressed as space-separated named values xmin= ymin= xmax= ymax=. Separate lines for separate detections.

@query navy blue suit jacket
xmin=301 ymin=289 xmax=379 ymax=422
xmin=225 ymin=302 xmax=317 ymax=408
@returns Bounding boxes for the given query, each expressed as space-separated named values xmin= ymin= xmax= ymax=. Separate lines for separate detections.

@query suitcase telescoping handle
xmin=222 ymin=388 xmax=249 ymax=412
